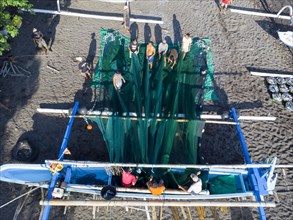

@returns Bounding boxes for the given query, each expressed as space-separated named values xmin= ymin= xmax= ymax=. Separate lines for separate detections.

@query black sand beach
xmin=0 ymin=0 xmax=292 ymax=219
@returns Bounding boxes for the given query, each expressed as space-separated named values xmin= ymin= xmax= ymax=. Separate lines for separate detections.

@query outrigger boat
xmin=0 ymin=29 xmax=279 ymax=220
xmin=0 ymin=105 xmax=279 ymax=219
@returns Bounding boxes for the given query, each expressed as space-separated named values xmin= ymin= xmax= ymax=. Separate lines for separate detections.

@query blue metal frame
xmin=231 ymin=108 xmax=267 ymax=220
xmin=42 ymin=102 xmax=79 ymax=220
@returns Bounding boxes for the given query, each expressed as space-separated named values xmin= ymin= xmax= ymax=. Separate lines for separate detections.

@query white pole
xmin=39 ymin=200 xmax=276 ymax=208
xmin=56 ymin=0 xmax=60 ymax=13
xmin=230 ymin=8 xmax=291 ymax=20
xmin=37 ymin=108 xmax=276 ymax=121
xmin=24 ymin=8 xmax=164 ymax=24
xmin=250 ymin=71 xmax=293 ymax=78
xmin=45 ymin=160 xmax=293 ymax=169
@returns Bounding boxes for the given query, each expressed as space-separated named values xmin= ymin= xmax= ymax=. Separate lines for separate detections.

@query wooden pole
xmin=39 ymin=200 xmax=276 ymax=208
xmin=180 ymin=207 xmax=187 ymax=219
xmin=45 ymin=159 xmax=293 ymax=169
xmin=171 ymin=207 xmax=180 ymax=220
xmin=187 ymin=207 xmax=192 ymax=220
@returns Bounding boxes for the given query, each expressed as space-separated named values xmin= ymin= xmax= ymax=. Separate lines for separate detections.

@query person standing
xmin=112 ymin=70 xmax=126 ymax=92
xmin=158 ymin=40 xmax=168 ymax=67
xmin=76 ymin=57 xmax=92 ymax=79
xmin=121 ymin=1 xmax=130 ymax=32
xmin=220 ymin=0 xmax=232 ymax=13
xmin=181 ymin=33 xmax=192 ymax=60
xmin=128 ymin=38 xmax=140 ymax=58
xmin=32 ymin=28 xmax=48 ymax=53
xmin=146 ymin=41 xmax=156 ymax=69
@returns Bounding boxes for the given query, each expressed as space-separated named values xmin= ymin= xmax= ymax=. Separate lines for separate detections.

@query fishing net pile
xmin=90 ymin=29 xmax=216 ymax=168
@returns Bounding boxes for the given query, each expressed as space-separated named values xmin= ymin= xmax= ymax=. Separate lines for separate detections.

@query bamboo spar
xmin=45 ymin=160 xmax=293 ymax=169
xmin=39 ymin=200 xmax=276 ymax=208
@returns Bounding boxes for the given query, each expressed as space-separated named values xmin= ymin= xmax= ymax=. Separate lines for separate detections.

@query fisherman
xmin=158 ymin=40 xmax=169 ymax=67
xmin=76 ymin=57 xmax=92 ymax=79
xmin=178 ymin=171 xmax=202 ymax=194
xmin=121 ymin=1 xmax=130 ymax=32
xmin=147 ymin=176 xmax=166 ymax=196
xmin=181 ymin=33 xmax=192 ymax=60
xmin=146 ymin=41 xmax=156 ymax=69
xmin=32 ymin=28 xmax=48 ymax=53
xmin=112 ymin=70 xmax=126 ymax=92
xmin=122 ymin=168 xmax=138 ymax=187
xmin=167 ymin=49 xmax=178 ymax=69
xmin=220 ymin=0 xmax=232 ymax=13
xmin=128 ymin=38 xmax=140 ymax=58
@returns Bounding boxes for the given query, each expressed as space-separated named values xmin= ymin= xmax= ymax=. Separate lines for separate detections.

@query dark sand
xmin=0 ymin=0 xmax=292 ymax=219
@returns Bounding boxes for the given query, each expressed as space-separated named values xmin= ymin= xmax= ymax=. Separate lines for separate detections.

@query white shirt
xmin=114 ymin=74 xmax=123 ymax=89
xmin=187 ymin=178 xmax=202 ymax=194
xmin=158 ymin=43 xmax=168 ymax=54
xmin=182 ymin=37 xmax=192 ymax=52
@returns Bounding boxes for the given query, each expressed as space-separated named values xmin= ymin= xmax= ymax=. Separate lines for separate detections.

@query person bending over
xmin=147 ymin=176 xmax=166 ymax=196
xmin=167 ymin=49 xmax=178 ymax=69
xmin=178 ymin=171 xmax=202 ymax=195
xmin=122 ymin=168 xmax=137 ymax=187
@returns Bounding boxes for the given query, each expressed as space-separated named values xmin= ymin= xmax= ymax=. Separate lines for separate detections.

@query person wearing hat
xmin=76 ymin=57 xmax=92 ymax=79
xmin=158 ymin=40 xmax=169 ymax=67
xmin=178 ymin=171 xmax=202 ymax=194
xmin=32 ymin=28 xmax=48 ymax=53
xmin=147 ymin=176 xmax=166 ymax=196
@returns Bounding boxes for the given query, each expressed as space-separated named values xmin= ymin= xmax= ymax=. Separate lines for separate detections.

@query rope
xmin=0 ymin=187 xmax=40 ymax=209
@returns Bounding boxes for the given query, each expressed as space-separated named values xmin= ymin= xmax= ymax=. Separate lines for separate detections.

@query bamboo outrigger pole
xmin=45 ymin=160 xmax=293 ymax=169
xmin=37 ymin=108 xmax=277 ymax=121
xmin=24 ymin=8 xmax=164 ymax=24
xmin=39 ymin=200 xmax=276 ymax=208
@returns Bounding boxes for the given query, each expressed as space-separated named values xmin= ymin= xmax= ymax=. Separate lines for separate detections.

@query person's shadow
xmin=74 ymin=81 xmax=93 ymax=110
xmin=165 ymin=36 xmax=173 ymax=46
xmin=130 ymin=22 xmax=139 ymax=40
xmin=154 ymin=24 xmax=162 ymax=44
xmin=48 ymin=15 xmax=60 ymax=51
xmin=86 ymin=33 xmax=97 ymax=72
xmin=172 ymin=14 xmax=182 ymax=45
xmin=144 ymin=23 xmax=151 ymax=43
